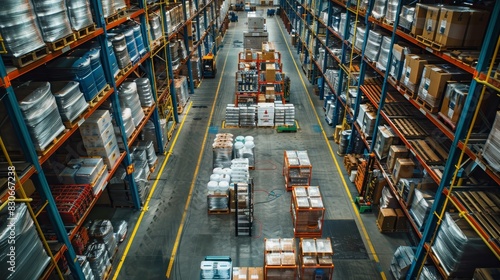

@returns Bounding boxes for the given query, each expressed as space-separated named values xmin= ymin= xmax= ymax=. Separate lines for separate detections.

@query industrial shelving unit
xmin=281 ymin=0 xmax=500 ymax=278
xmin=0 ymin=0 xmax=226 ymax=279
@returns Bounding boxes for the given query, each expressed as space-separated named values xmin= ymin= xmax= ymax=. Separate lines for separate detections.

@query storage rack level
xmin=235 ymin=181 xmax=253 ymax=236
xmin=291 ymin=186 xmax=325 ymax=237
xmin=298 ymin=238 xmax=334 ymax=279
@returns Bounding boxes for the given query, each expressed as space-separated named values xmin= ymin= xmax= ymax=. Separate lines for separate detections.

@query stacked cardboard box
xmin=80 ymin=110 xmax=120 ymax=170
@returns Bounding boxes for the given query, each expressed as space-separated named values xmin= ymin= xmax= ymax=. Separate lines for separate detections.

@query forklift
xmin=202 ymin=53 xmax=216 ymax=78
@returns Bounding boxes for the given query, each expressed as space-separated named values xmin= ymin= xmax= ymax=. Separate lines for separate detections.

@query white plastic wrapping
xmin=32 ymin=0 xmax=73 ymax=42
xmin=17 ymin=81 xmax=66 ymax=151
xmin=111 ymin=33 xmax=131 ymax=69
xmin=371 ymin=0 xmax=388 ymax=20
xmin=119 ymin=82 xmax=145 ymax=127
xmin=52 ymin=81 xmax=89 ymax=122
xmin=135 ymin=77 xmax=154 ymax=107
xmin=101 ymin=0 xmax=116 ymax=18
xmin=0 ymin=0 xmax=46 ymax=57
xmin=66 ymin=0 xmax=94 ymax=30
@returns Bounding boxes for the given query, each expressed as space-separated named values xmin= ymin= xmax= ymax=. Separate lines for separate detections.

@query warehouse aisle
xmin=108 ymin=9 xmax=409 ymax=280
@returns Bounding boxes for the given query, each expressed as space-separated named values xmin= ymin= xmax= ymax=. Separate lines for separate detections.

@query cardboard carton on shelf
xmin=421 ymin=5 xmax=441 ymax=41
xmin=434 ymin=7 xmax=470 ymax=47
xmin=377 ymin=208 xmax=397 ymax=232
xmin=387 ymin=145 xmax=409 ymax=172
xmin=412 ymin=3 xmax=431 ymax=36
xmin=265 ymin=63 xmax=276 ymax=82
xmin=395 ymin=208 xmax=407 ymax=231
xmin=440 ymin=82 xmax=469 ymax=123
xmin=400 ymin=54 xmax=441 ymax=93
xmin=392 ymin=158 xmax=415 ymax=185
xmin=464 ymin=9 xmax=490 ymax=48
xmin=418 ymin=64 xmax=453 ymax=107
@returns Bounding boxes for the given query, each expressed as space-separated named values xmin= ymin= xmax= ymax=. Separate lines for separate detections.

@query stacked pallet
xmin=291 ymin=186 xmax=325 ymax=237
xmin=283 ymin=150 xmax=312 ymax=191
xmin=298 ymin=238 xmax=334 ymax=279
xmin=264 ymin=238 xmax=298 ymax=279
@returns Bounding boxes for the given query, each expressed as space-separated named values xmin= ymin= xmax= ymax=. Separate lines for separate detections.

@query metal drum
xmin=119 ymin=82 xmax=144 ymax=127
xmin=66 ymin=0 xmax=94 ymax=30
xmin=0 ymin=0 xmax=45 ymax=57
xmin=122 ymin=27 xmax=139 ymax=63
xmin=135 ymin=78 xmax=154 ymax=107
xmin=32 ymin=0 xmax=73 ymax=42
xmin=338 ymin=130 xmax=351 ymax=156
xmin=111 ymin=33 xmax=131 ymax=69
xmin=132 ymin=24 xmax=147 ymax=57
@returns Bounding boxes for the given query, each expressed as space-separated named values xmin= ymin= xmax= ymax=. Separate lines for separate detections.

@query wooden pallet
xmin=387 ymin=75 xmax=399 ymax=86
xmin=36 ymin=129 xmax=68 ymax=156
xmin=47 ymin=33 xmax=77 ymax=51
xmin=360 ymin=84 xmax=398 ymax=105
xmin=384 ymin=103 xmax=416 ymax=117
xmin=88 ymin=84 xmax=111 ymax=108
xmin=397 ymin=83 xmax=418 ymax=99
xmin=416 ymin=35 xmax=468 ymax=52
xmin=454 ymin=191 xmax=500 ymax=245
xmin=376 ymin=221 xmax=394 ymax=233
xmin=208 ymin=208 xmax=230 ymax=214
xmin=149 ymin=159 xmax=159 ymax=173
xmin=449 ymin=50 xmax=480 ymax=68
xmin=116 ymin=64 xmax=133 ymax=81
xmin=415 ymin=96 xmax=439 ymax=113
xmin=105 ymin=8 xmax=127 ymax=25
xmin=11 ymin=46 xmax=50 ymax=68
xmin=408 ymin=139 xmax=446 ymax=165
xmin=177 ymin=105 xmax=183 ymax=115
xmin=494 ymin=71 xmax=500 ymax=81
xmin=75 ymin=24 xmax=97 ymax=39
xmin=392 ymin=118 xmax=428 ymax=138
xmin=63 ymin=111 xmax=87 ymax=129
xmin=102 ymin=264 xmax=112 ymax=280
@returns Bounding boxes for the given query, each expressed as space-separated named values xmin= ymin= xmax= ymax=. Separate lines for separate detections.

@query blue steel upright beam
xmin=346 ymin=0 xmax=375 ymax=154
xmin=194 ymin=0 xmax=203 ymax=64
xmin=297 ymin=4 xmax=303 ymax=55
xmin=303 ymin=0 xmax=313 ymax=71
xmin=142 ymin=1 xmax=165 ymax=154
xmin=319 ymin=0 xmax=332 ymax=100
xmin=311 ymin=0 xmax=324 ymax=85
xmin=181 ymin=0 xmax=195 ymax=94
xmin=407 ymin=2 xmax=500 ymax=278
xmin=203 ymin=2 xmax=210 ymax=54
xmin=92 ymin=0 xmax=141 ymax=209
xmin=369 ymin=1 xmax=403 ymax=151
xmin=162 ymin=4 xmax=180 ymax=123
xmin=210 ymin=2 xmax=218 ymax=56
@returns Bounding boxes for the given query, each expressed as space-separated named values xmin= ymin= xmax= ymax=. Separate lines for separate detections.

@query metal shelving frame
xmin=280 ymin=0 xmax=500 ymax=278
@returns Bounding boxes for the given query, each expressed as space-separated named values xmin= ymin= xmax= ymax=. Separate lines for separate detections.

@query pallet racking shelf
xmin=282 ymin=0 xmax=500 ymax=278
xmin=0 ymin=0 xmax=231 ymax=277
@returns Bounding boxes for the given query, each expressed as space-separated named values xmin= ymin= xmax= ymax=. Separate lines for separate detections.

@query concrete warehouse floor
xmin=91 ymin=8 xmax=412 ymax=280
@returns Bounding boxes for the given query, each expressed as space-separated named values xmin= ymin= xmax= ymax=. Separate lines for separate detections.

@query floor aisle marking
xmin=166 ymin=31 xmax=234 ymax=278
xmin=112 ymin=102 xmax=193 ymax=280
xmin=276 ymin=18 xmax=387 ymax=280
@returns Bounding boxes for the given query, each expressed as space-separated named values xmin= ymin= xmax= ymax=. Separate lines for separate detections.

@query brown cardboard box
xmin=245 ymin=50 xmax=253 ymax=60
xmin=418 ymin=65 xmax=453 ymax=107
xmin=434 ymin=7 xmax=470 ymax=47
xmin=387 ymin=145 xmax=409 ymax=172
xmin=440 ymin=82 xmax=469 ymax=123
xmin=464 ymin=9 xmax=490 ymax=47
xmin=395 ymin=209 xmax=407 ymax=231
xmin=412 ymin=3 xmax=430 ymax=36
xmin=392 ymin=158 xmax=415 ymax=185
xmin=233 ymin=267 xmax=248 ymax=280
xmin=400 ymin=54 xmax=440 ymax=93
xmin=262 ymin=51 xmax=275 ymax=60
xmin=422 ymin=5 xmax=441 ymax=41
xmin=265 ymin=64 xmax=276 ymax=82
xmin=262 ymin=41 xmax=276 ymax=52
xmin=377 ymin=208 xmax=397 ymax=232
xmin=248 ymin=267 xmax=264 ymax=279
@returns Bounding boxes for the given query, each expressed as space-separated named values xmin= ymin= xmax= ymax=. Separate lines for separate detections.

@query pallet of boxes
xmin=264 ymin=238 xmax=298 ymax=279
xmin=298 ymin=238 xmax=334 ymax=279
xmin=283 ymin=150 xmax=312 ymax=191
xmin=291 ymin=186 xmax=325 ymax=237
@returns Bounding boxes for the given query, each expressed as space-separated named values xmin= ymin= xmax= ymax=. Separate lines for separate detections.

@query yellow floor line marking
xmin=276 ymin=19 xmax=386 ymax=280
xmin=112 ymin=102 xmax=193 ymax=280
xmin=165 ymin=32 xmax=234 ymax=279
